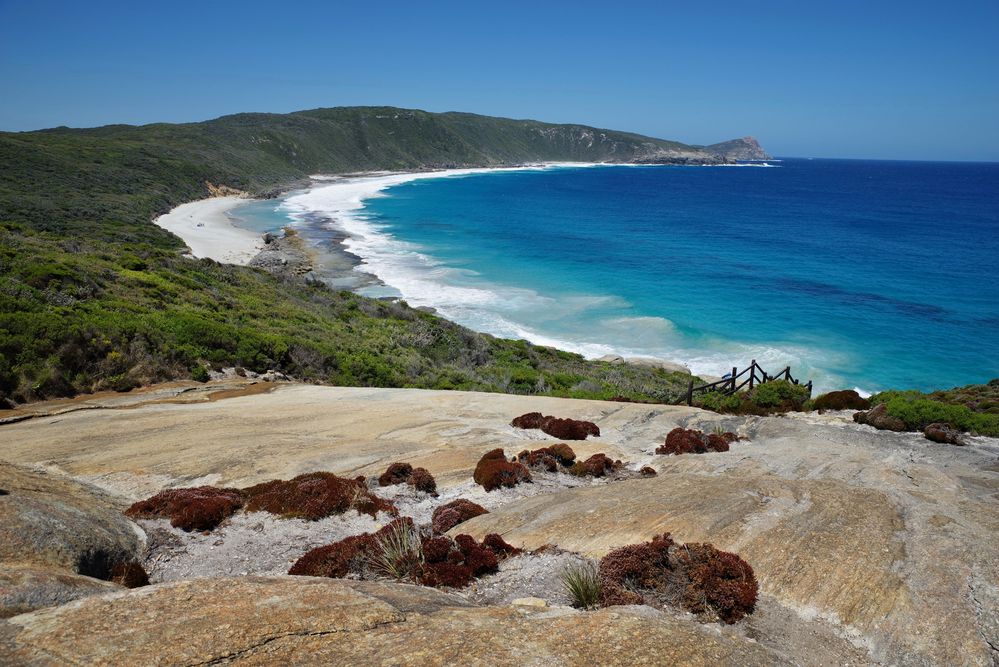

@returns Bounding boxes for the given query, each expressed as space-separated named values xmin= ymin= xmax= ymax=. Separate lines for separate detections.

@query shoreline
xmin=151 ymin=164 xmax=790 ymax=388
xmin=153 ymin=195 xmax=266 ymax=265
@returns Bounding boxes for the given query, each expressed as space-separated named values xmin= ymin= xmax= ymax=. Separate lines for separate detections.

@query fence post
xmin=686 ymin=379 xmax=694 ymax=406
xmin=806 ymin=381 xmax=812 ymax=397
xmin=749 ymin=359 xmax=756 ymax=390
xmin=730 ymin=367 xmax=738 ymax=393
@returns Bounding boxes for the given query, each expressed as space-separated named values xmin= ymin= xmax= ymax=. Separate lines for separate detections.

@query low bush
xmin=694 ymin=380 xmax=810 ymax=415
xmin=124 ymin=486 xmax=245 ymax=532
xmin=243 ymin=471 xmax=397 ymax=520
xmin=808 ymin=389 xmax=870 ymax=411
xmin=511 ymin=412 xmax=600 ymax=440
xmin=656 ymin=428 xmax=739 ymax=455
xmin=569 ymin=453 xmax=620 ymax=477
xmin=867 ymin=390 xmax=999 ymax=436
xmin=473 ymin=449 xmax=532 ymax=492
xmin=378 ymin=462 xmax=413 ymax=486
xmin=289 ymin=522 xmax=514 ymax=589
xmin=599 ymin=533 xmax=757 ymax=624
xmin=407 ymin=467 xmax=438 ymax=496
xmin=431 ymin=498 xmax=489 ymax=534
xmin=376 ymin=462 xmax=438 ymax=495
xmin=515 ymin=444 xmax=577 ymax=472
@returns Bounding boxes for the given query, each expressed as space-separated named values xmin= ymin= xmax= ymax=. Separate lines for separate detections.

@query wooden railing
xmin=683 ymin=359 xmax=812 ymax=406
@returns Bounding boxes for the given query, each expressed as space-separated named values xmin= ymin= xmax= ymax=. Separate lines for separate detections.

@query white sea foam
xmin=281 ymin=164 xmax=844 ymax=393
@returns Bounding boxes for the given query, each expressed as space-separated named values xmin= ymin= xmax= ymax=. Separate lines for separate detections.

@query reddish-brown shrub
xmin=422 ymin=536 xmax=454 ymax=563
xmin=639 ymin=466 xmax=657 ymax=477
xmin=109 ymin=562 xmax=149 ymax=588
xmin=516 ymin=448 xmax=558 ymax=472
xmin=569 ymin=453 xmax=619 ymax=477
xmin=288 ymin=518 xmax=412 ymax=578
xmin=516 ymin=444 xmax=578 ymax=472
xmin=244 ymin=472 xmax=396 ymax=520
xmin=511 ymin=413 xmax=600 ymax=440
xmin=548 ymin=443 xmax=577 ymax=465
xmin=125 ymin=486 xmax=245 ymax=532
xmin=420 ymin=561 xmax=474 ymax=588
xmin=675 ymin=543 xmax=759 ymax=624
xmin=407 ymin=467 xmax=438 ymax=496
xmin=482 ymin=533 xmax=521 ymax=557
xmin=541 ymin=417 xmax=600 ymax=440
xmin=378 ymin=462 xmax=413 ymax=486
xmin=705 ymin=434 xmax=732 ymax=452
xmin=511 ymin=412 xmax=546 ymax=429
xmin=812 ymin=389 xmax=870 ymax=411
xmin=289 ymin=533 xmax=376 ymax=578
xmin=599 ymin=533 xmax=757 ymax=624
xmin=656 ymin=428 xmax=739 ymax=456
xmin=473 ymin=449 xmax=532 ymax=492
xmin=431 ymin=499 xmax=489 ymax=534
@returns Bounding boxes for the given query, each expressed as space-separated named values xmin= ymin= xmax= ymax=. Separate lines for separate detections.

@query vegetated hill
xmin=0 ymin=106 xmax=755 ymax=405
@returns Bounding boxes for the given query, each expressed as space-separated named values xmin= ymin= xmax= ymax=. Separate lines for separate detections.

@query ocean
xmin=231 ymin=159 xmax=999 ymax=394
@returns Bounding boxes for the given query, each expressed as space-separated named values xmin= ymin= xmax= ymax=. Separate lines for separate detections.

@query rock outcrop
xmin=1 ymin=384 xmax=997 ymax=665
xmin=0 ymin=462 xmax=144 ymax=616
xmin=0 ymin=463 xmax=143 ymax=578
xmin=702 ymin=137 xmax=772 ymax=161
xmin=0 ymin=577 xmax=795 ymax=666
xmin=853 ymin=403 xmax=907 ymax=431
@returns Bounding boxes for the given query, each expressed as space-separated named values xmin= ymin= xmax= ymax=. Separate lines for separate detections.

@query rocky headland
xmin=1 ymin=382 xmax=997 ymax=665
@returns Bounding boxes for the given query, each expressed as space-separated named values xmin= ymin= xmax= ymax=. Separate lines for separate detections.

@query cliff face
xmin=703 ymin=136 xmax=772 ymax=161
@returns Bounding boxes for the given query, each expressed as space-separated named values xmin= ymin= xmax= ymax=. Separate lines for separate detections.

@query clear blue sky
xmin=2 ymin=0 xmax=997 ymax=160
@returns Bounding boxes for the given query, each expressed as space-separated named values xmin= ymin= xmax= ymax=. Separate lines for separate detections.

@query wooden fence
xmin=684 ymin=359 xmax=812 ymax=406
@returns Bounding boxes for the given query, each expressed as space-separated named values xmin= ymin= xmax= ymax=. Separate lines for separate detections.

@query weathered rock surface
xmin=0 ymin=463 xmax=144 ymax=616
xmin=2 ymin=385 xmax=998 ymax=665
xmin=459 ymin=413 xmax=999 ymax=666
xmin=0 ymin=462 xmax=144 ymax=578
xmin=0 ymin=566 xmax=122 ymax=619
xmin=0 ymin=576 xmax=792 ymax=666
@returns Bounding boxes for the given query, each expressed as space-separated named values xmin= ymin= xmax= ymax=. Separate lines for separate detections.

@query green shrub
xmin=869 ymin=390 xmax=999 ymax=436
xmin=752 ymin=380 xmax=810 ymax=408
xmin=697 ymin=391 xmax=742 ymax=413
xmin=190 ymin=365 xmax=210 ymax=382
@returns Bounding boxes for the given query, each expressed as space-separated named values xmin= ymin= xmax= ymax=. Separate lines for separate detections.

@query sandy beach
xmin=154 ymin=195 xmax=264 ymax=265
xmin=154 ymin=166 xmax=590 ymax=269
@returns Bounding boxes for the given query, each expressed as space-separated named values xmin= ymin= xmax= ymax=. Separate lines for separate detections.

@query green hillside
xmin=0 ymin=106 xmax=743 ymax=405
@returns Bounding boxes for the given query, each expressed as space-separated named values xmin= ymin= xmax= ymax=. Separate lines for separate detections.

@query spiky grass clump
xmin=369 ymin=519 xmax=424 ymax=581
xmin=559 ymin=561 xmax=602 ymax=609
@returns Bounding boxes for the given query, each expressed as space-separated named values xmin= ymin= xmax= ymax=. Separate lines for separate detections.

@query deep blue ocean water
xmin=238 ymin=160 xmax=999 ymax=393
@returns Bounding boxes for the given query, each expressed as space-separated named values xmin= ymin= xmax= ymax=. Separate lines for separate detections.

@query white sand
xmin=154 ymin=195 xmax=264 ymax=265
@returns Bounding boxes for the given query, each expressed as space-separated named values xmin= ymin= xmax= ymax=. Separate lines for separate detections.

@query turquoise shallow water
xmin=239 ymin=160 xmax=999 ymax=393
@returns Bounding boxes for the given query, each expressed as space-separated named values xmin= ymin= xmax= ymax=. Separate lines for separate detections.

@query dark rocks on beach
xmin=923 ymin=423 xmax=966 ymax=446
xmin=853 ymin=404 xmax=906 ymax=432
xmin=249 ymin=228 xmax=314 ymax=278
